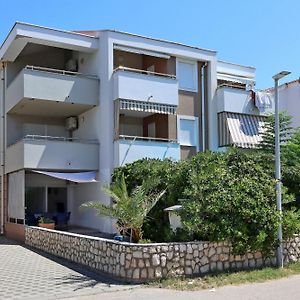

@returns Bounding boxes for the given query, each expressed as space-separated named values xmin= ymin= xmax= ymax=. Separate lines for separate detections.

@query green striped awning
xmin=119 ymin=99 xmax=177 ymax=115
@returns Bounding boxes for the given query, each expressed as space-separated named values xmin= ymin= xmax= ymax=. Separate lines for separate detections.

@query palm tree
xmin=81 ymin=174 xmax=165 ymax=243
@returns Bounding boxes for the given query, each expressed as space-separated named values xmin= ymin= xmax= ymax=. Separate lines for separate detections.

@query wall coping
xmin=26 ymin=226 xmax=300 ymax=247
xmin=25 ymin=225 xmax=212 ymax=247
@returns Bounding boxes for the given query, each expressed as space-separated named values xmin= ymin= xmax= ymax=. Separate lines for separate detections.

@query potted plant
xmin=38 ymin=217 xmax=55 ymax=230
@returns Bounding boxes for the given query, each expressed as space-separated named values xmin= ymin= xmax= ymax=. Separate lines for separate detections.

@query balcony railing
xmin=6 ymin=136 xmax=99 ymax=173
xmin=113 ymin=68 xmax=178 ymax=106
xmin=113 ymin=66 xmax=176 ymax=79
xmin=115 ymin=135 xmax=180 ymax=166
xmin=217 ymin=86 xmax=260 ymax=115
xmin=6 ymin=66 xmax=99 ymax=115
xmin=118 ymin=134 xmax=177 ymax=143
xmin=24 ymin=65 xmax=98 ymax=80
xmin=23 ymin=135 xmax=99 ymax=144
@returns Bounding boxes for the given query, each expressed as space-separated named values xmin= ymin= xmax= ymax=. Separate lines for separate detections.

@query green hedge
xmin=112 ymin=149 xmax=300 ymax=254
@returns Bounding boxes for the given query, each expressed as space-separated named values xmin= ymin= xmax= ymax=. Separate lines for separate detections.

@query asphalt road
xmin=69 ymin=274 xmax=300 ymax=300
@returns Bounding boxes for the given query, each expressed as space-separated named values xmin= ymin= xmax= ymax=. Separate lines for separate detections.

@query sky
xmin=1 ymin=0 xmax=299 ymax=89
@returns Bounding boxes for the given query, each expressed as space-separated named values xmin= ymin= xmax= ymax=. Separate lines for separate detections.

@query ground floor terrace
xmin=2 ymin=170 xmax=115 ymax=242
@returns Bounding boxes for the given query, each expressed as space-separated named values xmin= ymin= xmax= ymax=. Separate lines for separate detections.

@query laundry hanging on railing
xmin=254 ymin=91 xmax=273 ymax=113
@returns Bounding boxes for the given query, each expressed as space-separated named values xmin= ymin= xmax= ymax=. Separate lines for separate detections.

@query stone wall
xmin=24 ymin=226 xmax=300 ymax=283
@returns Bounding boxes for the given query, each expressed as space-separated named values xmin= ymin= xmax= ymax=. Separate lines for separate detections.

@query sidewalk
xmin=0 ymin=236 xmax=135 ymax=300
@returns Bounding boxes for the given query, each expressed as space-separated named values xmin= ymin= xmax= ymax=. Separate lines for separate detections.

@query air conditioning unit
xmin=65 ymin=117 xmax=78 ymax=131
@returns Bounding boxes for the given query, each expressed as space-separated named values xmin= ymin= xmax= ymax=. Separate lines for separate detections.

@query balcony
xmin=114 ymin=135 xmax=180 ymax=167
xmin=113 ymin=67 xmax=178 ymax=106
xmin=5 ymin=136 xmax=99 ymax=174
xmin=6 ymin=66 xmax=99 ymax=117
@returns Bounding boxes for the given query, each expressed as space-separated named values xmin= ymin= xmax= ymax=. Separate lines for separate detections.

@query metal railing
xmin=118 ymin=134 xmax=177 ymax=143
xmin=113 ymin=66 xmax=176 ymax=79
xmin=8 ymin=135 xmax=99 ymax=146
xmin=217 ymin=83 xmax=247 ymax=90
xmin=25 ymin=65 xmax=98 ymax=79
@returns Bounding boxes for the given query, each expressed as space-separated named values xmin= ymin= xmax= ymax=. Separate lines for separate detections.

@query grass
xmin=148 ymin=262 xmax=300 ymax=291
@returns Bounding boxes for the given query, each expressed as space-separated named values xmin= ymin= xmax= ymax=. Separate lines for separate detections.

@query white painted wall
xmin=69 ymin=183 xmax=112 ymax=230
xmin=73 ymin=107 xmax=99 ymax=140
xmin=277 ymin=82 xmax=300 ymax=128
xmin=6 ymin=114 xmax=66 ymax=146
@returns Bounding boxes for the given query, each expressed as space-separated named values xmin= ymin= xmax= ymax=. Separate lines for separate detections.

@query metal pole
xmin=274 ymin=78 xmax=283 ymax=268
xmin=0 ymin=63 xmax=5 ymax=235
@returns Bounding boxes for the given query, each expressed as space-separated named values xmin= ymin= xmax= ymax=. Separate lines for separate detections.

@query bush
xmin=112 ymin=150 xmax=300 ymax=252
xmin=180 ymin=150 xmax=281 ymax=255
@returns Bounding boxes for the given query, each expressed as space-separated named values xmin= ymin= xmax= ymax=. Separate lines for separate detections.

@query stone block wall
xmin=24 ymin=226 xmax=300 ymax=283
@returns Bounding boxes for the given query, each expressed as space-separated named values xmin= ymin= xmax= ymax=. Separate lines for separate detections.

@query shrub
xmin=180 ymin=150 xmax=282 ymax=255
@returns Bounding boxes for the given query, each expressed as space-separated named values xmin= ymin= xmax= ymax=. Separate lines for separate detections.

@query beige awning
xmin=218 ymin=112 xmax=265 ymax=148
xmin=119 ymin=99 xmax=177 ymax=115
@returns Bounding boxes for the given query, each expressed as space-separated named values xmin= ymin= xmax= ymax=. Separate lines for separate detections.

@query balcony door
xmin=47 ymin=187 xmax=67 ymax=213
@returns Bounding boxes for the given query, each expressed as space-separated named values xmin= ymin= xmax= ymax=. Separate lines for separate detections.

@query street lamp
xmin=272 ymin=71 xmax=291 ymax=268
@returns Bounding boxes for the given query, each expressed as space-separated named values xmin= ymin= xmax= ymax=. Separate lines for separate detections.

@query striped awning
xmin=119 ymin=99 xmax=177 ymax=115
xmin=217 ymin=73 xmax=255 ymax=85
xmin=218 ymin=112 xmax=265 ymax=148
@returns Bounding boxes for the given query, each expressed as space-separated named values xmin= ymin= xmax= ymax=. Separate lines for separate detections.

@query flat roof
xmin=0 ymin=21 xmax=98 ymax=50
xmin=218 ymin=59 xmax=255 ymax=71
xmin=75 ymin=28 xmax=217 ymax=54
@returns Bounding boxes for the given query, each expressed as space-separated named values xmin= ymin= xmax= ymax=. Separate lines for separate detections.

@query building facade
xmin=0 ymin=22 xmax=272 ymax=240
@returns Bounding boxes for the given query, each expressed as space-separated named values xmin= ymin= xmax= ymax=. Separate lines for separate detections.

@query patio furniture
xmin=53 ymin=212 xmax=71 ymax=230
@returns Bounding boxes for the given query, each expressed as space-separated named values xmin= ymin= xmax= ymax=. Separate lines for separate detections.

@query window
xmin=177 ymin=116 xmax=198 ymax=147
xmin=177 ymin=60 xmax=198 ymax=91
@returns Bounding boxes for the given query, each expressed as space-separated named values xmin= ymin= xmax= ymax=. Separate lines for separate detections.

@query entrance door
xmin=47 ymin=187 xmax=67 ymax=213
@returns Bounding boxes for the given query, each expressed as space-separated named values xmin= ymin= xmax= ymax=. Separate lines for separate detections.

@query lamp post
xmin=272 ymin=71 xmax=291 ymax=268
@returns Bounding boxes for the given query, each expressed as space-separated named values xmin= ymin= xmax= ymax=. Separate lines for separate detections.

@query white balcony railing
xmin=114 ymin=135 xmax=180 ymax=167
xmin=217 ymin=86 xmax=274 ymax=115
xmin=5 ymin=136 xmax=99 ymax=174
xmin=113 ymin=67 xmax=178 ymax=106
xmin=6 ymin=66 xmax=99 ymax=113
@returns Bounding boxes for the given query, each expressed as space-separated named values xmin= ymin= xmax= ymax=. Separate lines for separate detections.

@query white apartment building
xmin=264 ymin=79 xmax=300 ymax=129
xmin=0 ymin=22 xmax=272 ymax=241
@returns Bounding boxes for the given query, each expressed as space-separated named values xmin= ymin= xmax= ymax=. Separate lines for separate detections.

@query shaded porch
xmin=6 ymin=169 xmax=102 ymax=241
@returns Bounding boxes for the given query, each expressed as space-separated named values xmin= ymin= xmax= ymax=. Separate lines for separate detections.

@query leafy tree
xmin=258 ymin=112 xmax=294 ymax=153
xmin=281 ymin=128 xmax=300 ymax=208
xmin=81 ymin=174 xmax=165 ymax=242
xmin=282 ymin=128 xmax=300 ymax=167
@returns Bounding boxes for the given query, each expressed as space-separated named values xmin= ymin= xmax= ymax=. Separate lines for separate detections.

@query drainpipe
xmin=0 ymin=61 xmax=5 ymax=235
xmin=201 ymin=62 xmax=208 ymax=151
